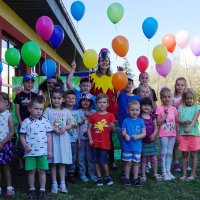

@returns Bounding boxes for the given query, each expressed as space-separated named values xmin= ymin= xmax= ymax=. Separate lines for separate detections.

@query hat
xmin=80 ymin=92 xmax=92 ymax=100
xmin=23 ymin=74 xmax=35 ymax=82
xmin=127 ymin=75 xmax=133 ymax=81
xmin=98 ymin=48 xmax=110 ymax=60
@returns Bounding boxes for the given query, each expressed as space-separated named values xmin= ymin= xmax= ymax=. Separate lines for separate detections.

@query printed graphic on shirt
xmin=94 ymin=119 xmax=108 ymax=133
xmin=162 ymin=117 xmax=175 ymax=133
xmin=53 ymin=117 xmax=65 ymax=129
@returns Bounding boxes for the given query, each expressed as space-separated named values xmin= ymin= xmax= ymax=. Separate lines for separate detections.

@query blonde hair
xmin=96 ymin=93 xmax=109 ymax=102
xmin=174 ymin=77 xmax=187 ymax=95
xmin=160 ymin=87 xmax=172 ymax=101
xmin=182 ymin=88 xmax=197 ymax=106
xmin=128 ymin=100 xmax=140 ymax=109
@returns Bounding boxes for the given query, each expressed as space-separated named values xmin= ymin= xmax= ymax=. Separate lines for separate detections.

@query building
xmin=0 ymin=0 xmax=86 ymax=95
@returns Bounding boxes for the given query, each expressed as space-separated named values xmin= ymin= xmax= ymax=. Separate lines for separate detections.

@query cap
xmin=23 ymin=74 xmax=35 ymax=82
xmin=80 ymin=92 xmax=92 ymax=100
xmin=127 ymin=75 xmax=133 ymax=81
xmin=98 ymin=48 xmax=110 ymax=60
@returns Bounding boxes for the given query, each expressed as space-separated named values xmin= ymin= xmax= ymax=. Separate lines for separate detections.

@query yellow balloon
xmin=83 ymin=49 xmax=98 ymax=69
xmin=152 ymin=44 xmax=168 ymax=64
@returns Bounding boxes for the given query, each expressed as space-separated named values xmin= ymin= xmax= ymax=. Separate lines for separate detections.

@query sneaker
xmin=51 ymin=183 xmax=58 ymax=194
xmin=145 ymin=165 xmax=150 ymax=173
xmin=105 ymin=176 xmax=114 ymax=186
xmin=162 ymin=173 xmax=171 ymax=181
xmin=123 ymin=179 xmax=131 ymax=186
xmin=97 ymin=177 xmax=103 ymax=186
xmin=7 ymin=186 xmax=14 ymax=197
xmin=59 ymin=184 xmax=68 ymax=193
xmin=38 ymin=191 xmax=46 ymax=200
xmin=140 ymin=175 xmax=147 ymax=182
xmin=174 ymin=163 xmax=181 ymax=172
xmin=80 ymin=175 xmax=89 ymax=182
xmin=180 ymin=175 xmax=187 ymax=181
xmin=90 ymin=175 xmax=98 ymax=182
xmin=187 ymin=161 xmax=192 ymax=171
xmin=133 ymin=178 xmax=141 ymax=187
xmin=187 ymin=175 xmax=195 ymax=181
xmin=27 ymin=190 xmax=37 ymax=199
xmin=167 ymin=172 xmax=175 ymax=180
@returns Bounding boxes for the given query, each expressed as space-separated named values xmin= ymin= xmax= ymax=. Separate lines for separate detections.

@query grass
xmin=2 ymin=156 xmax=200 ymax=200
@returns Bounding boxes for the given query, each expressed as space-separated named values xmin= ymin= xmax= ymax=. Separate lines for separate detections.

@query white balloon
xmin=175 ymin=30 xmax=190 ymax=49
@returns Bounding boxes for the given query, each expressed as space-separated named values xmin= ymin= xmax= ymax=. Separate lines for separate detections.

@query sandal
xmin=154 ymin=174 xmax=162 ymax=181
xmin=187 ymin=175 xmax=195 ymax=181
xmin=180 ymin=175 xmax=187 ymax=181
xmin=140 ymin=175 xmax=147 ymax=182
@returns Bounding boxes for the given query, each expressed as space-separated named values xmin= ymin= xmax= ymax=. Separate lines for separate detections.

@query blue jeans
xmin=78 ymin=140 xmax=95 ymax=176
xmin=68 ymin=142 xmax=78 ymax=173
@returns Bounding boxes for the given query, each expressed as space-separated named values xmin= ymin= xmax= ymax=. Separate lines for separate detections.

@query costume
xmin=43 ymin=108 xmax=72 ymax=164
xmin=0 ymin=110 xmax=14 ymax=164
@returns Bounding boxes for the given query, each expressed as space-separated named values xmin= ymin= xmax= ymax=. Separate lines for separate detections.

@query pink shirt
xmin=156 ymin=105 xmax=178 ymax=137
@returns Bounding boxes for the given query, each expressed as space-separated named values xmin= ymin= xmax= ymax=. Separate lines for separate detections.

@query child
xmin=78 ymin=92 xmax=97 ymax=182
xmin=65 ymin=90 xmax=81 ymax=183
xmin=172 ymin=77 xmax=188 ymax=172
xmin=43 ymin=89 xmax=72 ymax=193
xmin=66 ymin=61 xmax=96 ymax=110
xmin=156 ymin=87 xmax=178 ymax=181
xmin=88 ymin=93 xmax=116 ymax=186
xmin=14 ymin=74 xmax=38 ymax=174
xmin=20 ymin=96 xmax=52 ymax=200
xmin=177 ymin=88 xmax=200 ymax=181
xmin=140 ymin=97 xmax=162 ymax=182
xmin=121 ymin=100 xmax=146 ymax=186
xmin=0 ymin=92 xmax=15 ymax=197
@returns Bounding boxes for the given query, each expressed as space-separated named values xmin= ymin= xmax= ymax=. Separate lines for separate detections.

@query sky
xmin=64 ymin=0 xmax=200 ymax=78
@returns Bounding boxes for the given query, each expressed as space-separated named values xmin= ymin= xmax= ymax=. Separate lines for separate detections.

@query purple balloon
xmin=156 ymin=58 xmax=172 ymax=78
xmin=36 ymin=16 xmax=54 ymax=41
xmin=190 ymin=36 xmax=200 ymax=56
xmin=0 ymin=75 xmax=2 ymax=88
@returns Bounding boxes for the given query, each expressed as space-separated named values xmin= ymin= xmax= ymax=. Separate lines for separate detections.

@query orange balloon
xmin=112 ymin=71 xmax=128 ymax=91
xmin=112 ymin=35 xmax=129 ymax=57
xmin=162 ymin=34 xmax=176 ymax=53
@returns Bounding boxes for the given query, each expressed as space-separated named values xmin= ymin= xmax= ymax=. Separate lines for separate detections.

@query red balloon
xmin=112 ymin=71 xmax=128 ymax=91
xmin=136 ymin=56 xmax=149 ymax=73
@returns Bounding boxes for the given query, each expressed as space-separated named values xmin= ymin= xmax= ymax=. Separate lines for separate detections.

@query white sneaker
xmin=59 ymin=184 xmax=68 ymax=193
xmin=167 ymin=172 xmax=175 ymax=180
xmin=51 ymin=183 xmax=58 ymax=194
xmin=162 ymin=173 xmax=171 ymax=181
xmin=7 ymin=186 xmax=14 ymax=197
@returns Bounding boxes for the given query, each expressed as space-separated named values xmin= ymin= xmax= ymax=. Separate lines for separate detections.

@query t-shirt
xmin=172 ymin=96 xmax=182 ymax=109
xmin=0 ymin=110 xmax=11 ymax=141
xmin=178 ymin=105 xmax=200 ymax=136
xmin=19 ymin=116 xmax=52 ymax=157
xmin=68 ymin=110 xmax=81 ymax=142
xmin=118 ymin=91 xmax=141 ymax=128
xmin=156 ymin=105 xmax=178 ymax=137
xmin=122 ymin=117 xmax=146 ymax=153
xmin=88 ymin=112 xmax=116 ymax=150
xmin=14 ymin=91 xmax=38 ymax=121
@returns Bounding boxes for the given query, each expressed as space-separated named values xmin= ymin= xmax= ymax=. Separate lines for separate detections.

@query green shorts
xmin=25 ymin=156 xmax=49 ymax=171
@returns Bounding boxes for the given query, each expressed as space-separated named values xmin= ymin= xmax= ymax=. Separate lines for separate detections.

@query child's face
xmin=140 ymin=87 xmax=150 ymax=98
xmin=80 ymin=81 xmax=91 ymax=93
xmin=47 ymin=78 xmax=57 ymax=91
xmin=141 ymin=104 xmax=152 ymax=114
xmin=52 ymin=92 xmax=63 ymax=108
xmin=65 ymin=94 xmax=76 ymax=107
xmin=185 ymin=93 xmax=194 ymax=106
xmin=97 ymin=98 xmax=109 ymax=112
xmin=128 ymin=104 xmax=140 ymax=119
xmin=175 ymin=80 xmax=186 ymax=94
xmin=124 ymin=80 xmax=134 ymax=93
xmin=139 ymin=73 xmax=149 ymax=85
xmin=23 ymin=80 xmax=34 ymax=91
xmin=28 ymin=103 xmax=44 ymax=119
xmin=81 ymin=99 xmax=91 ymax=109
xmin=161 ymin=92 xmax=172 ymax=106
xmin=99 ymin=57 xmax=110 ymax=70
xmin=0 ymin=99 xmax=8 ymax=112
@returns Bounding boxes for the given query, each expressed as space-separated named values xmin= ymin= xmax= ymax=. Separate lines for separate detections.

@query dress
xmin=0 ymin=110 xmax=14 ymax=164
xmin=43 ymin=107 xmax=72 ymax=164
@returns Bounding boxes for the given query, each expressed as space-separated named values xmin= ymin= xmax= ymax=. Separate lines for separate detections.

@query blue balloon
xmin=42 ymin=59 xmax=56 ymax=78
xmin=49 ymin=25 xmax=64 ymax=49
xmin=0 ymin=62 xmax=3 ymax=73
xmin=70 ymin=1 xmax=85 ymax=21
xmin=142 ymin=17 xmax=158 ymax=39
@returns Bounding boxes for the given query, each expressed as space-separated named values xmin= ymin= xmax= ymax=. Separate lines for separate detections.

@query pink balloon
xmin=156 ymin=58 xmax=172 ymax=78
xmin=36 ymin=16 xmax=54 ymax=41
xmin=190 ymin=36 xmax=200 ymax=56
xmin=175 ymin=30 xmax=190 ymax=49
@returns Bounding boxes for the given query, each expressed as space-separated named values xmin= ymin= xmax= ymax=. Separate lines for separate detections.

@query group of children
xmin=0 ymin=55 xmax=199 ymax=199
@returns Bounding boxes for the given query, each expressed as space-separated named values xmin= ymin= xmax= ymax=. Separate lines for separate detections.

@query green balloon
xmin=107 ymin=3 xmax=124 ymax=24
xmin=5 ymin=48 xmax=20 ymax=67
xmin=21 ymin=41 xmax=41 ymax=67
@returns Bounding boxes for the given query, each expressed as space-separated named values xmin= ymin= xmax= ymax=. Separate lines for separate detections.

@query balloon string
xmin=146 ymin=39 xmax=150 ymax=57
xmin=183 ymin=48 xmax=192 ymax=87
xmin=114 ymin=24 xmax=118 ymax=32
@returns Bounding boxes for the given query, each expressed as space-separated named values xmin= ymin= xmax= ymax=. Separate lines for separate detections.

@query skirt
xmin=0 ymin=140 xmax=14 ymax=164
xmin=141 ymin=142 xmax=157 ymax=156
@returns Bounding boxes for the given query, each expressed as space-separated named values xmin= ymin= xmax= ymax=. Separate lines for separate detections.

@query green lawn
xmin=2 ymin=157 xmax=200 ymax=200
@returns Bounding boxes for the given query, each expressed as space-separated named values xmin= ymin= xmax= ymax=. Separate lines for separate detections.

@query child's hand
xmin=48 ymin=150 xmax=53 ymax=159
xmin=58 ymin=127 xmax=66 ymax=134
xmin=24 ymin=144 xmax=31 ymax=153
xmin=185 ymin=127 xmax=191 ymax=133
xmin=185 ymin=120 xmax=191 ymax=125
xmin=150 ymin=134 xmax=156 ymax=141
xmin=164 ymin=107 xmax=168 ymax=114
xmin=125 ymin=134 xmax=130 ymax=141
xmin=132 ymin=135 xmax=139 ymax=141
xmin=0 ymin=142 xmax=4 ymax=150
xmin=71 ymin=60 xmax=76 ymax=70
xmin=89 ymin=139 xmax=93 ymax=146
xmin=77 ymin=139 xmax=80 ymax=149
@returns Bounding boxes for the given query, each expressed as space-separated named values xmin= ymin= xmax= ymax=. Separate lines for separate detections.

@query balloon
xmin=190 ymin=36 xmax=200 ymax=56
xmin=0 ymin=62 xmax=3 ymax=73
xmin=175 ymin=30 xmax=190 ymax=49
xmin=156 ymin=58 xmax=172 ymax=78
xmin=107 ymin=3 xmax=124 ymax=24
xmin=83 ymin=49 xmax=98 ymax=69
xmin=21 ymin=41 xmax=41 ymax=67
xmin=162 ymin=34 xmax=176 ymax=53
xmin=49 ymin=25 xmax=65 ymax=49
xmin=152 ymin=44 xmax=168 ymax=64
xmin=42 ymin=59 xmax=57 ymax=78
xmin=112 ymin=71 xmax=128 ymax=91
xmin=36 ymin=16 xmax=54 ymax=41
xmin=0 ymin=75 xmax=2 ymax=88
xmin=70 ymin=1 xmax=85 ymax=21
xmin=5 ymin=48 xmax=20 ymax=66
xmin=112 ymin=35 xmax=129 ymax=57
xmin=142 ymin=17 xmax=158 ymax=39
xmin=136 ymin=56 xmax=149 ymax=73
